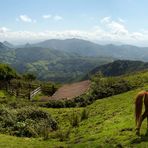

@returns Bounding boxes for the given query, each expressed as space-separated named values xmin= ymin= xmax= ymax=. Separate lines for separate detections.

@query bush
xmin=17 ymin=108 xmax=58 ymax=130
xmin=39 ymin=99 xmax=77 ymax=108
xmin=54 ymin=128 xmax=71 ymax=141
xmin=41 ymin=100 xmax=65 ymax=108
xmin=91 ymin=77 xmax=134 ymax=99
xmin=81 ymin=108 xmax=89 ymax=121
xmin=41 ymin=83 xmax=58 ymax=96
xmin=69 ymin=111 xmax=80 ymax=127
xmin=14 ymin=119 xmax=38 ymax=137
xmin=65 ymin=100 xmax=76 ymax=107
xmin=0 ymin=106 xmax=58 ymax=137
xmin=0 ymin=106 xmax=17 ymax=129
xmin=17 ymin=108 xmax=50 ymax=121
xmin=40 ymin=120 xmax=50 ymax=140
xmin=23 ymin=73 xmax=36 ymax=81
xmin=0 ymin=64 xmax=18 ymax=82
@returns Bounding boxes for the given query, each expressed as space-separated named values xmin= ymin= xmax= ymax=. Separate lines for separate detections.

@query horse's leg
xmin=136 ymin=110 xmax=148 ymax=135
xmin=147 ymin=116 xmax=148 ymax=129
xmin=144 ymin=116 xmax=148 ymax=136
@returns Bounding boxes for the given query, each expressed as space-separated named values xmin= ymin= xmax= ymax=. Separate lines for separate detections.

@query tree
xmin=0 ymin=64 xmax=17 ymax=82
xmin=0 ymin=64 xmax=17 ymax=91
xmin=23 ymin=73 xmax=36 ymax=81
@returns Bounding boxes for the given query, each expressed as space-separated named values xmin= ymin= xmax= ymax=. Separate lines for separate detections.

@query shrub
xmin=65 ymin=100 xmax=76 ymax=107
xmin=41 ymin=83 xmax=58 ymax=96
xmin=81 ymin=108 xmax=89 ymax=121
xmin=0 ymin=64 xmax=18 ymax=82
xmin=0 ymin=106 xmax=58 ymax=137
xmin=23 ymin=73 xmax=36 ymax=81
xmin=43 ymin=100 xmax=65 ymax=108
xmin=17 ymin=108 xmax=58 ymax=130
xmin=40 ymin=99 xmax=77 ymax=108
xmin=0 ymin=106 xmax=17 ymax=129
xmin=40 ymin=120 xmax=50 ymax=140
xmin=91 ymin=77 xmax=134 ymax=99
xmin=69 ymin=111 xmax=80 ymax=127
xmin=14 ymin=119 xmax=38 ymax=137
xmin=54 ymin=128 xmax=71 ymax=141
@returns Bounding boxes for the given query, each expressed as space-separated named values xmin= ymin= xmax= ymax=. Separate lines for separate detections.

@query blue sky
xmin=0 ymin=0 xmax=148 ymax=45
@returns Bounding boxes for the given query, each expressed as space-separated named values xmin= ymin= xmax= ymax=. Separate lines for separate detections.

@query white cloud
xmin=19 ymin=15 xmax=32 ymax=22
xmin=18 ymin=15 xmax=36 ymax=23
xmin=130 ymin=32 xmax=144 ymax=40
xmin=100 ymin=17 xmax=129 ymax=42
xmin=54 ymin=15 xmax=63 ymax=21
xmin=108 ymin=21 xmax=128 ymax=35
xmin=118 ymin=18 xmax=126 ymax=23
xmin=101 ymin=16 xmax=111 ymax=23
xmin=0 ymin=27 xmax=9 ymax=33
xmin=42 ymin=14 xmax=63 ymax=21
xmin=2 ymin=17 xmax=148 ymax=46
xmin=43 ymin=14 xmax=52 ymax=19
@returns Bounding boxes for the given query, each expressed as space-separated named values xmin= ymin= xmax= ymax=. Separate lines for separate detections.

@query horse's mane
xmin=135 ymin=91 xmax=146 ymax=125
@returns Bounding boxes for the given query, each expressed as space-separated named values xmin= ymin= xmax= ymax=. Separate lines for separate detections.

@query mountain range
xmin=1 ymin=38 xmax=148 ymax=82
xmin=31 ymin=38 xmax=148 ymax=61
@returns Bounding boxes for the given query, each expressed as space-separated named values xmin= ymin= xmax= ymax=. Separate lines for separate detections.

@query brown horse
xmin=135 ymin=91 xmax=148 ymax=135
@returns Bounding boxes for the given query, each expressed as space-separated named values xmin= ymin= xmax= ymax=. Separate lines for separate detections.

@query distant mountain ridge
xmin=32 ymin=38 xmax=148 ymax=61
xmin=3 ymin=41 xmax=14 ymax=48
xmin=84 ymin=60 xmax=148 ymax=79
xmin=33 ymin=38 xmax=102 ymax=57
xmin=0 ymin=42 xmax=10 ymax=50
xmin=2 ymin=38 xmax=148 ymax=61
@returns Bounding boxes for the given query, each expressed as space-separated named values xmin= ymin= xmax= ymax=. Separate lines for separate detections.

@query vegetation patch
xmin=40 ymin=71 xmax=148 ymax=108
xmin=0 ymin=106 xmax=58 ymax=138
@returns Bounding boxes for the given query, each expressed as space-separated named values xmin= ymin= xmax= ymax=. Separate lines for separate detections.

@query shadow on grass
xmin=131 ymin=129 xmax=148 ymax=144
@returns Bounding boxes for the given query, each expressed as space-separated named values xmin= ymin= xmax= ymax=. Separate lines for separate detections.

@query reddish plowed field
xmin=51 ymin=80 xmax=91 ymax=100
xmin=52 ymin=80 xmax=90 ymax=100
xmin=40 ymin=80 xmax=91 ymax=101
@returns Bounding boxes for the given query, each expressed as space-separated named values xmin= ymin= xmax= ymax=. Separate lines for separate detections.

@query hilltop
xmin=84 ymin=60 xmax=148 ymax=79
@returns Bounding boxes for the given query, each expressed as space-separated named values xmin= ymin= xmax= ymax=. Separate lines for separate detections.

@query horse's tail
xmin=135 ymin=92 xmax=145 ymax=125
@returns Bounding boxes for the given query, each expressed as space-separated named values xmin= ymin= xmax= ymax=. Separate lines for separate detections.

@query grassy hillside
xmin=1 ymin=86 xmax=148 ymax=147
xmin=1 ymin=65 xmax=148 ymax=147
xmin=84 ymin=60 xmax=148 ymax=79
xmin=33 ymin=86 xmax=148 ymax=147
